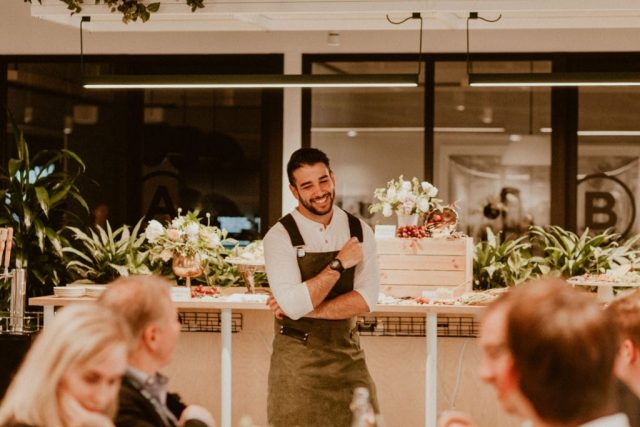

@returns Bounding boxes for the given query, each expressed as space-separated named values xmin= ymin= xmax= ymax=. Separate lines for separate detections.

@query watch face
xmin=330 ymin=259 xmax=343 ymax=272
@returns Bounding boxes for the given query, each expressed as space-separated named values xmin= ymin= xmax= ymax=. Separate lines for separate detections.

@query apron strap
xmin=279 ymin=213 xmax=305 ymax=247
xmin=346 ymin=211 xmax=363 ymax=242
xmin=279 ymin=209 xmax=363 ymax=246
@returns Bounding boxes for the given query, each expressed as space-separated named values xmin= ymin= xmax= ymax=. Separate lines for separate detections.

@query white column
xmin=281 ymin=50 xmax=302 ymax=216
xmin=220 ymin=308 xmax=232 ymax=427
xmin=425 ymin=311 xmax=437 ymax=427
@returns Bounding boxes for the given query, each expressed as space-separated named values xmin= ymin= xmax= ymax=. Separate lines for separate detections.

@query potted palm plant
xmin=0 ymin=112 xmax=88 ymax=308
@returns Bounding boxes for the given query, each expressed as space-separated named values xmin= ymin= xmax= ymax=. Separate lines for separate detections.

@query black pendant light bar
xmin=83 ymin=73 xmax=419 ymax=89
xmin=469 ymin=72 xmax=640 ymax=87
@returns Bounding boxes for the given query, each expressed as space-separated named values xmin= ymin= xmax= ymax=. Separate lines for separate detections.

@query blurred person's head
xmin=478 ymin=291 xmax=533 ymax=418
xmin=506 ymin=279 xmax=619 ymax=426
xmin=607 ymin=290 xmax=640 ymax=395
xmin=0 ymin=303 xmax=130 ymax=427
xmin=98 ymin=275 xmax=181 ymax=374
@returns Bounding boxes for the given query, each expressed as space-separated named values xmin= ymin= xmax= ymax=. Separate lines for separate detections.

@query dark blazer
xmin=115 ymin=376 xmax=208 ymax=427
xmin=617 ymin=379 xmax=640 ymax=427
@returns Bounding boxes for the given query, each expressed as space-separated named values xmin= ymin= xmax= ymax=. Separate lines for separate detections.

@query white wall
xmin=6 ymin=2 xmax=640 ymax=55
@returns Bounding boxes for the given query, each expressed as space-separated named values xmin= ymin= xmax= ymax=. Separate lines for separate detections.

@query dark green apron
xmin=267 ymin=211 xmax=379 ymax=427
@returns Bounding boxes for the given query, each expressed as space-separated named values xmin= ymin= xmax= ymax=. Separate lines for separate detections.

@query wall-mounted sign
xmin=577 ymin=173 xmax=636 ymax=236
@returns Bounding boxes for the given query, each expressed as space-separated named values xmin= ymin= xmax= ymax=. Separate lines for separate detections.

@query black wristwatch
xmin=328 ymin=258 xmax=345 ymax=274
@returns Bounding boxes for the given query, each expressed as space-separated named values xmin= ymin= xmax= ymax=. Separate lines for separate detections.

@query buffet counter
xmin=29 ymin=295 xmax=514 ymax=427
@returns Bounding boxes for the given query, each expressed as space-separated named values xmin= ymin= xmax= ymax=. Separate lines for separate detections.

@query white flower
xmin=171 ymin=216 xmax=185 ymax=228
xmin=386 ymin=187 xmax=396 ymax=200
xmin=370 ymin=175 xmax=443 ymax=218
xmin=145 ymin=220 xmax=164 ymax=243
xmin=185 ymin=222 xmax=199 ymax=236
xmin=382 ymin=203 xmax=393 ymax=217
xmin=418 ymin=197 xmax=430 ymax=213
xmin=160 ymin=249 xmax=173 ymax=262
xmin=203 ymin=230 xmax=221 ymax=248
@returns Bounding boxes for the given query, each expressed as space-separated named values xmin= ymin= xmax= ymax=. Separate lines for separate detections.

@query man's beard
xmin=300 ymin=190 xmax=335 ymax=216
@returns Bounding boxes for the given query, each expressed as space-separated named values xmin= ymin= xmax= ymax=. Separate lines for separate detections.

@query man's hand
xmin=180 ymin=404 xmax=216 ymax=427
xmin=336 ymin=237 xmax=363 ymax=269
xmin=267 ymin=295 xmax=285 ymax=319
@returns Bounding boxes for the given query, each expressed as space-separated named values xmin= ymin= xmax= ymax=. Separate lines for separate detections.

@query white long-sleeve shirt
xmin=263 ymin=207 xmax=380 ymax=320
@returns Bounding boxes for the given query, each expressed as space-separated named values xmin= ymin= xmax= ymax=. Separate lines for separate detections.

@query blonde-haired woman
xmin=0 ymin=303 xmax=130 ymax=427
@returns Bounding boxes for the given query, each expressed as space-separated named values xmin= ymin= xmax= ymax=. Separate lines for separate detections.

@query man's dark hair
xmin=286 ymin=148 xmax=331 ymax=186
xmin=607 ymin=289 xmax=640 ymax=348
xmin=507 ymin=279 xmax=619 ymax=425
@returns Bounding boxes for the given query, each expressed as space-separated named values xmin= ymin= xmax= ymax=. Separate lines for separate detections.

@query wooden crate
xmin=376 ymin=237 xmax=474 ymax=298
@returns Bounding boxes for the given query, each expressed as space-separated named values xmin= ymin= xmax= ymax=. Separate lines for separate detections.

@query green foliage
xmin=25 ymin=0 xmax=204 ymax=23
xmin=473 ymin=225 xmax=640 ymax=290
xmin=201 ymin=250 xmax=242 ymax=287
xmin=529 ymin=225 xmax=622 ymax=277
xmin=473 ymin=228 xmax=538 ymax=290
xmin=200 ymin=242 xmax=269 ymax=289
xmin=63 ymin=219 xmax=151 ymax=283
xmin=0 ymin=112 xmax=88 ymax=301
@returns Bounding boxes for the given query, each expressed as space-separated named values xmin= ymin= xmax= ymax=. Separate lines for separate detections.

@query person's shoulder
xmin=118 ymin=376 xmax=141 ymax=399
xmin=352 ymin=214 xmax=375 ymax=240
xmin=264 ymin=221 xmax=286 ymax=240
xmin=117 ymin=378 xmax=151 ymax=412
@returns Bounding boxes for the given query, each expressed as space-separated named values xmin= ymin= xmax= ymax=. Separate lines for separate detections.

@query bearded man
xmin=263 ymin=148 xmax=380 ymax=427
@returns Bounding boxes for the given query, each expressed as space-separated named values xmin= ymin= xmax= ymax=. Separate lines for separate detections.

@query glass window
xmin=435 ymin=61 xmax=552 ymax=240
xmin=6 ymin=58 xmax=278 ymax=240
xmin=578 ymin=87 xmax=640 ymax=236
xmin=310 ymin=61 xmax=425 ymax=225
xmin=141 ymin=89 xmax=263 ymax=242
xmin=7 ymin=62 xmax=122 ymax=223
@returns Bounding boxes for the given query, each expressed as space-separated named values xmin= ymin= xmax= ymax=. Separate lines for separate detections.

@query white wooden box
xmin=376 ymin=237 xmax=474 ymax=298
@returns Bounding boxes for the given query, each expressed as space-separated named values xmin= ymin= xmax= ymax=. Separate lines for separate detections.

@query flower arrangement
xmin=144 ymin=210 xmax=227 ymax=263
xmin=369 ymin=175 xmax=443 ymax=217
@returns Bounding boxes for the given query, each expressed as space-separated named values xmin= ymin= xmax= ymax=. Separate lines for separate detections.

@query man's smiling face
xmin=290 ymin=162 xmax=336 ymax=218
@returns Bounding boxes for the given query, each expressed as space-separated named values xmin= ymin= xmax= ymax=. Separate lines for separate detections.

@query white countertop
xmin=29 ymin=294 xmax=486 ymax=315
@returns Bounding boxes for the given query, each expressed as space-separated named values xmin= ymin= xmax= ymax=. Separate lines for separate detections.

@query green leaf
xmin=8 ymin=159 xmax=23 ymax=180
xmin=62 ymin=246 xmax=95 ymax=264
xmin=61 ymin=149 xmax=86 ymax=172
xmin=110 ymin=264 xmax=130 ymax=277
xmin=68 ymin=190 xmax=89 ymax=212
xmin=34 ymin=186 xmax=50 ymax=216
xmin=147 ymin=2 xmax=160 ymax=12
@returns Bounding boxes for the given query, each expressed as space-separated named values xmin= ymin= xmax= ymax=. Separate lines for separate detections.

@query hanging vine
xmin=25 ymin=0 xmax=205 ymax=23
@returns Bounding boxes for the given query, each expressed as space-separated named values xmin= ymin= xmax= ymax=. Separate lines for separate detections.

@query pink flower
xmin=167 ymin=228 xmax=181 ymax=240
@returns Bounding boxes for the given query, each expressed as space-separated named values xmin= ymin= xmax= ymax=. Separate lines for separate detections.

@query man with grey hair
xmin=98 ymin=275 xmax=215 ymax=427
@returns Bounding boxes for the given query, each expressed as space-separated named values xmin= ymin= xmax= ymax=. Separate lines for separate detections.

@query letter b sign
xmin=585 ymin=192 xmax=617 ymax=229
xmin=577 ymin=174 xmax=635 ymax=236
